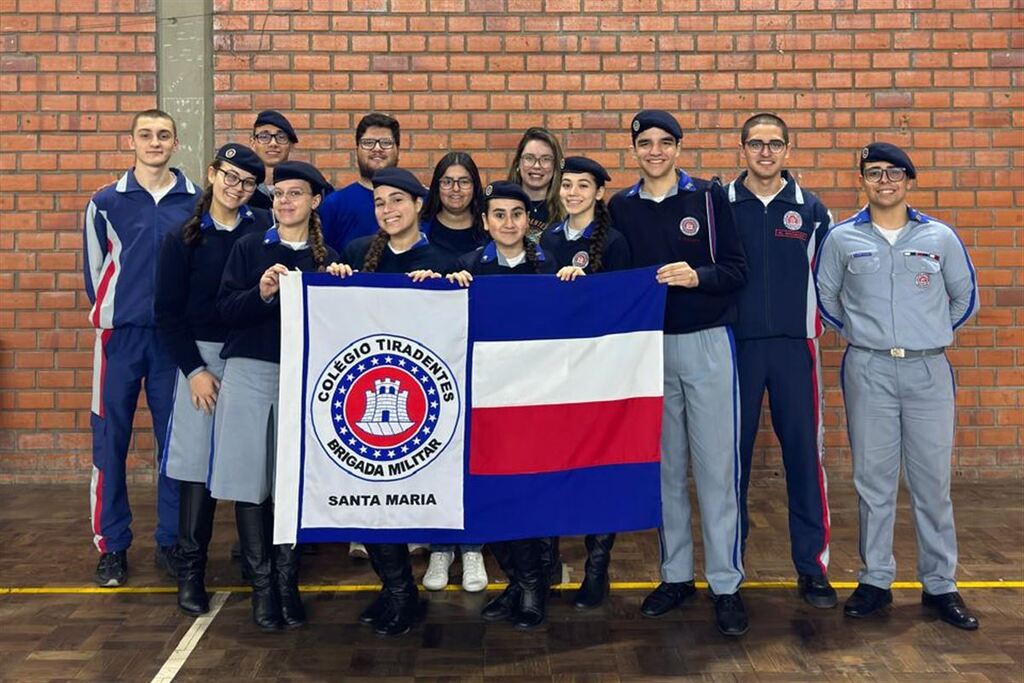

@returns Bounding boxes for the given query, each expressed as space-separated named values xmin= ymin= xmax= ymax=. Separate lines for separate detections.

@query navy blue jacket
xmin=608 ymin=170 xmax=747 ymax=334
xmin=728 ymin=171 xmax=832 ymax=340
xmin=458 ymin=241 xmax=558 ymax=275
xmin=344 ymin=234 xmax=459 ymax=274
xmin=218 ymin=227 xmax=339 ymax=363
xmin=155 ymin=206 xmax=272 ymax=376
xmin=539 ymin=218 xmax=632 ymax=273
xmin=421 ymin=217 xmax=486 ymax=261
xmin=319 ymin=181 xmax=378 ymax=253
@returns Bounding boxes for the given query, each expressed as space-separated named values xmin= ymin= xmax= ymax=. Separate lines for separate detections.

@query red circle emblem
xmin=680 ymin=217 xmax=700 ymax=236
xmin=342 ymin=366 xmax=428 ymax=449
xmin=915 ymin=273 xmax=931 ymax=288
xmin=783 ymin=210 xmax=803 ymax=230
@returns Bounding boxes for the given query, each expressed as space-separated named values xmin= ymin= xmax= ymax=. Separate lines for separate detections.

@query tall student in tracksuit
xmin=816 ymin=142 xmax=980 ymax=630
xmin=154 ymin=144 xmax=271 ymax=615
xmin=327 ymin=167 xmax=455 ymax=637
xmin=726 ymin=113 xmax=837 ymax=609
xmin=608 ymin=110 xmax=749 ymax=636
xmin=448 ymin=181 xmax=558 ymax=630
xmin=213 ymin=161 xmax=338 ymax=631
xmin=84 ymin=108 xmax=198 ymax=587
xmin=539 ymin=156 xmax=631 ymax=610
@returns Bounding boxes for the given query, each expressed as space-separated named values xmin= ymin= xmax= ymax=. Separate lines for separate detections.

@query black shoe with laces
xmin=798 ymin=574 xmax=838 ymax=609
xmin=95 ymin=550 xmax=128 ymax=587
xmin=922 ymin=591 xmax=979 ymax=630
xmin=154 ymin=544 xmax=182 ymax=580
xmin=639 ymin=581 xmax=696 ymax=618
xmin=843 ymin=583 xmax=893 ymax=618
xmin=711 ymin=591 xmax=749 ymax=636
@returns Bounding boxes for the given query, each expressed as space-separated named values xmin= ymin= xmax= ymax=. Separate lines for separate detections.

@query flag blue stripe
xmin=470 ymin=266 xmax=666 ymax=342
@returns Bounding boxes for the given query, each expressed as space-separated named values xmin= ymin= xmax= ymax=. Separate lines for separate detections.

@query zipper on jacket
xmin=763 ymin=205 xmax=771 ymax=331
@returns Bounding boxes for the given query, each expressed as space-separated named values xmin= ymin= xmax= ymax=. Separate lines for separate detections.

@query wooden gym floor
xmin=1 ymin=480 xmax=1021 ymax=682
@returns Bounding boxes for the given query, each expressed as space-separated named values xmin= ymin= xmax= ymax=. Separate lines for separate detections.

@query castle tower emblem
xmin=356 ymin=377 xmax=414 ymax=436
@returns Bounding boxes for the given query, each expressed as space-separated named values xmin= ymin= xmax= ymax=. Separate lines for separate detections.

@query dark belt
xmin=850 ymin=345 xmax=945 ymax=359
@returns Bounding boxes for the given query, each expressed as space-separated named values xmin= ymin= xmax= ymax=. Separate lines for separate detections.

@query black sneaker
xmin=95 ymin=550 xmax=128 ymax=587
xmin=154 ymin=544 xmax=182 ymax=580
xmin=798 ymin=574 xmax=838 ymax=609
xmin=711 ymin=591 xmax=749 ymax=636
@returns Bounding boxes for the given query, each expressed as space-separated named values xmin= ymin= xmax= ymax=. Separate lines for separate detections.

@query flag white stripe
xmin=471 ymin=330 xmax=663 ymax=409
xmin=273 ymin=275 xmax=306 ymax=545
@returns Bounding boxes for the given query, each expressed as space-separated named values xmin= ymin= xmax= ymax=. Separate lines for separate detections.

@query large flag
xmin=274 ymin=268 xmax=667 ymax=545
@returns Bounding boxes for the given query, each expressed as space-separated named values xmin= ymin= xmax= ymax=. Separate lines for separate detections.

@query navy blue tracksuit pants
xmin=89 ymin=326 xmax=179 ymax=553
xmin=737 ymin=336 xmax=830 ymax=577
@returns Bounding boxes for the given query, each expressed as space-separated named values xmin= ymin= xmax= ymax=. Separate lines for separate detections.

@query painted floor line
xmin=150 ymin=591 xmax=229 ymax=683
xmin=2 ymin=580 xmax=1022 ymax=595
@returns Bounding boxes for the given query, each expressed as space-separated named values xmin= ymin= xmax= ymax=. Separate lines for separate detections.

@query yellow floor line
xmin=2 ymin=580 xmax=1021 ymax=595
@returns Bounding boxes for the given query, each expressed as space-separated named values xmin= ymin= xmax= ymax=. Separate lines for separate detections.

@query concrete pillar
xmin=157 ymin=0 xmax=213 ymax=182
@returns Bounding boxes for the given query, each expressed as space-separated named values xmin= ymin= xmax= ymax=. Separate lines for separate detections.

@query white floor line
xmin=151 ymin=591 xmax=230 ymax=683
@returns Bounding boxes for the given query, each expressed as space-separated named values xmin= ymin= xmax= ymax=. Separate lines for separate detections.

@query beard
xmin=358 ymin=156 xmax=395 ymax=180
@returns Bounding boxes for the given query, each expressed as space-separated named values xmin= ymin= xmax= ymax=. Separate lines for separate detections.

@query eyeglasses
xmin=217 ymin=168 xmax=257 ymax=192
xmin=744 ymin=139 xmax=787 ymax=154
xmin=439 ymin=177 xmax=473 ymax=190
xmin=863 ymin=167 xmax=908 ymax=183
xmin=253 ymin=131 xmax=290 ymax=145
xmin=358 ymin=137 xmax=396 ymax=150
xmin=272 ymin=188 xmax=311 ymax=202
xmin=521 ymin=153 xmax=555 ymax=168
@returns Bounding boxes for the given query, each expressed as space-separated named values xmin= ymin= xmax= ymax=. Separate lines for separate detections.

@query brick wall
xmin=1 ymin=0 xmax=1021 ymax=483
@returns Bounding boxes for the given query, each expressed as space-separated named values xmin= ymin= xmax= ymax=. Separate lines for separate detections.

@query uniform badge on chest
xmin=915 ymin=273 xmax=931 ymax=288
xmin=679 ymin=217 xmax=700 ymax=236
xmin=783 ymin=210 xmax=803 ymax=230
xmin=572 ymin=250 xmax=590 ymax=269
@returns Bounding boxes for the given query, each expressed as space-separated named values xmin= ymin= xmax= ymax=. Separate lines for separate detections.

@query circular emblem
xmin=484 ymin=184 xmax=493 ymax=197
xmin=310 ymin=335 xmax=461 ymax=482
xmin=679 ymin=216 xmax=700 ymax=236
xmin=632 ymin=119 xmax=641 ymax=132
xmin=225 ymin=147 xmax=237 ymax=159
xmin=783 ymin=210 xmax=803 ymax=230
xmin=915 ymin=273 xmax=931 ymax=288
xmin=861 ymin=146 xmax=870 ymax=159
xmin=559 ymin=158 xmax=566 ymax=170
xmin=571 ymin=250 xmax=590 ymax=269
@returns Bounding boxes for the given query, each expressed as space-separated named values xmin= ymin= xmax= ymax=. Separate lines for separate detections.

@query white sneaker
xmin=408 ymin=543 xmax=430 ymax=556
xmin=422 ymin=551 xmax=454 ymax=590
xmin=348 ymin=542 xmax=368 ymax=559
xmin=461 ymin=550 xmax=489 ymax=593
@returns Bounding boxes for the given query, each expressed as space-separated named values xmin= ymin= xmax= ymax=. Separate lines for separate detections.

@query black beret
xmin=273 ymin=161 xmax=333 ymax=197
xmin=483 ymin=180 xmax=530 ymax=208
xmin=561 ymin=156 xmax=611 ymax=186
xmin=371 ymin=167 xmax=427 ymax=198
xmin=860 ymin=142 xmax=916 ymax=179
xmin=630 ymin=109 xmax=682 ymax=142
xmin=253 ymin=110 xmax=298 ymax=143
xmin=214 ymin=143 xmax=265 ymax=185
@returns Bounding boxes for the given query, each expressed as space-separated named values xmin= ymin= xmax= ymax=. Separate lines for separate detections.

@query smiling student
xmin=212 ymin=161 xmax=338 ymax=631
xmin=506 ymin=127 xmax=566 ymax=243
xmin=419 ymin=151 xmax=487 ymax=263
xmin=155 ymin=143 xmax=271 ymax=616
xmin=248 ymin=110 xmax=298 ymax=210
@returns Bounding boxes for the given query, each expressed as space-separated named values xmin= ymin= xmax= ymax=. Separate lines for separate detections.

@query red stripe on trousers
xmin=469 ymin=396 xmax=662 ymax=475
xmin=93 ymin=468 xmax=106 ymax=553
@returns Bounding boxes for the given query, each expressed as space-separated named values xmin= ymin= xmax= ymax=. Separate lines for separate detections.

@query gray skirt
xmin=208 ymin=357 xmax=279 ymax=504
xmin=164 ymin=341 xmax=225 ymax=484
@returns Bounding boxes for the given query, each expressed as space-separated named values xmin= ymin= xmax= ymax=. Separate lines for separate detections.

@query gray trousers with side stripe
xmin=841 ymin=347 xmax=959 ymax=595
xmin=659 ymin=327 xmax=745 ymax=595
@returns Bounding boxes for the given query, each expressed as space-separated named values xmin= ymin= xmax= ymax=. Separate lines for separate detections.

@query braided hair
xmin=586 ymin=199 xmax=612 ymax=273
xmin=307 ymin=209 xmax=328 ymax=272
xmin=181 ymin=160 xmax=224 ymax=246
xmin=361 ymin=229 xmax=390 ymax=273
xmin=523 ymin=240 xmax=542 ymax=273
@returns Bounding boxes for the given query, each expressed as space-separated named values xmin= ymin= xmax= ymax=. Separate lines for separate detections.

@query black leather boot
xmin=177 ymin=481 xmax=216 ymax=616
xmin=367 ymin=543 xmax=420 ymax=637
xmin=574 ymin=533 xmax=615 ymax=610
xmin=235 ymin=501 xmax=282 ymax=631
xmin=274 ymin=544 xmax=306 ymax=628
xmin=512 ymin=538 xmax=547 ymax=630
xmin=539 ymin=536 xmax=563 ymax=587
xmin=481 ymin=541 xmax=521 ymax=622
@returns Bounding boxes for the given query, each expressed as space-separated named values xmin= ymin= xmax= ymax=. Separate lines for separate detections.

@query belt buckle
xmin=889 ymin=347 xmax=906 ymax=359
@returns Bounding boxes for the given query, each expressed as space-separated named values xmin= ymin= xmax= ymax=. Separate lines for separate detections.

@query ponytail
xmin=181 ymin=185 xmax=214 ymax=246
xmin=587 ymin=199 xmax=611 ymax=273
xmin=308 ymin=209 xmax=328 ymax=272
xmin=361 ymin=230 xmax=389 ymax=273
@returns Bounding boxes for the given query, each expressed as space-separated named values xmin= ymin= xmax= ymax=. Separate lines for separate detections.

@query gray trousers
xmin=659 ymin=327 xmax=745 ymax=595
xmin=842 ymin=347 xmax=959 ymax=594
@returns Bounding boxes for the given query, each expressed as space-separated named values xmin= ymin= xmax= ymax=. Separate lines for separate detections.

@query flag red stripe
xmin=469 ymin=396 xmax=662 ymax=475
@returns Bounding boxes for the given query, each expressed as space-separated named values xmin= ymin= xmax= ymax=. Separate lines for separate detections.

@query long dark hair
xmin=308 ymin=208 xmax=327 ymax=271
xmin=505 ymin=127 xmax=566 ymax=224
xmin=587 ymin=199 xmax=612 ymax=273
xmin=420 ymin=151 xmax=485 ymax=234
xmin=181 ymin=160 xmax=225 ymax=245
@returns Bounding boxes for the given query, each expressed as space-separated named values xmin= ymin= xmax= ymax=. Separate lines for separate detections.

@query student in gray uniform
xmin=815 ymin=142 xmax=980 ymax=630
xmin=155 ymin=143 xmax=271 ymax=615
